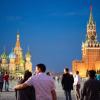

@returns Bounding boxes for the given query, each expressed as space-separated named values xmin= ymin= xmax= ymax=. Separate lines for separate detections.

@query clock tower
xmin=87 ymin=6 xmax=96 ymax=42
xmin=72 ymin=2 xmax=100 ymax=77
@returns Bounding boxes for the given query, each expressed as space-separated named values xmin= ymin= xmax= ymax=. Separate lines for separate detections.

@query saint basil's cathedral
xmin=0 ymin=33 xmax=32 ymax=78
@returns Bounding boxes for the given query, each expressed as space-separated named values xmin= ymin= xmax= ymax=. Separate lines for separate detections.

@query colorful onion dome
xmin=26 ymin=51 xmax=31 ymax=57
xmin=26 ymin=48 xmax=31 ymax=57
xmin=1 ymin=52 xmax=8 ymax=59
xmin=9 ymin=51 xmax=16 ymax=59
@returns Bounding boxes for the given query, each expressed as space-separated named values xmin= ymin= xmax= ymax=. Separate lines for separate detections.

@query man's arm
xmin=51 ymin=89 xmax=57 ymax=100
xmin=15 ymin=76 xmax=33 ymax=90
xmin=14 ymin=83 xmax=29 ymax=90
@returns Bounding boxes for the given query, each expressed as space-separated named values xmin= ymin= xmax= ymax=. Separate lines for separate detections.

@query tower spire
xmin=86 ymin=0 xmax=96 ymax=41
xmin=89 ymin=0 xmax=94 ymax=25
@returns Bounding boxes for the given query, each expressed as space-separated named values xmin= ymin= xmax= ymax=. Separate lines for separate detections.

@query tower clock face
xmin=90 ymin=35 xmax=95 ymax=40
xmin=88 ymin=32 xmax=92 ymax=39
xmin=88 ymin=31 xmax=95 ymax=40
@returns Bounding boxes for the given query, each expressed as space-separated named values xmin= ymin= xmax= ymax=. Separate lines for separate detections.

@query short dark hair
xmin=64 ymin=68 xmax=69 ymax=72
xmin=88 ymin=70 xmax=96 ymax=78
xmin=76 ymin=71 xmax=79 ymax=74
xmin=46 ymin=72 xmax=50 ymax=76
xmin=36 ymin=64 xmax=46 ymax=72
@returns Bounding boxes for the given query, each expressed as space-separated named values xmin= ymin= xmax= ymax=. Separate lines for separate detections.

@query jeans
xmin=5 ymin=81 xmax=9 ymax=91
xmin=64 ymin=90 xmax=72 ymax=100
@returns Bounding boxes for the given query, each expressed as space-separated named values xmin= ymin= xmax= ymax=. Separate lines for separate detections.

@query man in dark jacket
xmin=61 ymin=68 xmax=74 ymax=100
xmin=81 ymin=70 xmax=100 ymax=100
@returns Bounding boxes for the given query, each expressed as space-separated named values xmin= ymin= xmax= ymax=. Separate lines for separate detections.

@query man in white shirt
xmin=15 ymin=64 xmax=57 ymax=100
xmin=74 ymin=71 xmax=81 ymax=100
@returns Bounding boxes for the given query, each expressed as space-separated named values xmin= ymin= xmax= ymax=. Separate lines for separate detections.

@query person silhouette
xmin=16 ymin=70 xmax=36 ymax=100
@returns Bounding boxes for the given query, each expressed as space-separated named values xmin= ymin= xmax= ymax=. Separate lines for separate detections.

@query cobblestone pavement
xmin=0 ymin=80 xmax=77 ymax=100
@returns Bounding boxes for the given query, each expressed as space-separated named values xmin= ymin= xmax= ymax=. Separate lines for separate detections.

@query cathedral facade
xmin=0 ymin=33 xmax=32 ymax=78
xmin=72 ymin=7 xmax=100 ymax=77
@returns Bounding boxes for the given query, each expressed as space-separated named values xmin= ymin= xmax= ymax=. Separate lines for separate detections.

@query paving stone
xmin=0 ymin=80 xmax=77 ymax=100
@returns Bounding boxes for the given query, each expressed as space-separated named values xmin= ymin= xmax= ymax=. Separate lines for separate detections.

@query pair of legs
xmin=64 ymin=90 xmax=72 ymax=100
xmin=0 ymin=82 xmax=4 ymax=92
xmin=75 ymin=84 xmax=80 ymax=100
xmin=4 ymin=81 xmax=9 ymax=91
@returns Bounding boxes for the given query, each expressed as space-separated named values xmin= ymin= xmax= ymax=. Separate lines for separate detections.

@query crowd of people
xmin=0 ymin=63 xmax=100 ymax=100
xmin=61 ymin=68 xmax=100 ymax=100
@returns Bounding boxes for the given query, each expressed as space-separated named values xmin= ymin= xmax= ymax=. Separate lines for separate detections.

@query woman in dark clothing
xmin=16 ymin=70 xmax=36 ymax=100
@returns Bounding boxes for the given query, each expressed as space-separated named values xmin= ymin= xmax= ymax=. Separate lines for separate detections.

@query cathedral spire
xmin=17 ymin=33 xmax=20 ymax=41
xmin=15 ymin=32 xmax=21 ymax=48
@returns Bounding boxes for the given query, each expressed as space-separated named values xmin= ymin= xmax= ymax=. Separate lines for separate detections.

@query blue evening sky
xmin=0 ymin=0 xmax=100 ymax=72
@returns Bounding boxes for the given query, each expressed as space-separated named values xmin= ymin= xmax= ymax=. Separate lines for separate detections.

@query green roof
xmin=20 ymin=59 xmax=25 ymax=64
xmin=26 ymin=51 xmax=31 ymax=57
xmin=1 ymin=52 xmax=8 ymax=59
